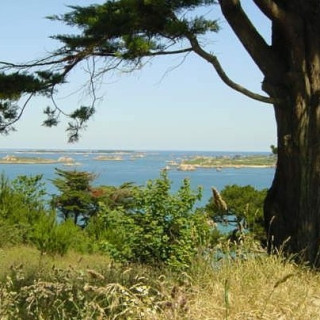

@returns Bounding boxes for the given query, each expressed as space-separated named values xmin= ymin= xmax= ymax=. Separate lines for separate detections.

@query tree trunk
xmin=264 ymin=8 xmax=320 ymax=265
xmin=264 ymin=97 xmax=320 ymax=265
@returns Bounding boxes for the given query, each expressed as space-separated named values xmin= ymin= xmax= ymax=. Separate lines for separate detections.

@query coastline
xmin=177 ymin=164 xmax=275 ymax=171
xmin=176 ymin=155 xmax=276 ymax=171
xmin=197 ymin=164 xmax=275 ymax=168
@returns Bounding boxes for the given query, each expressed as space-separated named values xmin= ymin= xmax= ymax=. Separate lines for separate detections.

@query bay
xmin=0 ymin=150 xmax=275 ymax=206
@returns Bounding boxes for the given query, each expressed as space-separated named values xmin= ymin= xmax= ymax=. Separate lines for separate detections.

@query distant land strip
xmin=177 ymin=155 xmax=276 ymax=171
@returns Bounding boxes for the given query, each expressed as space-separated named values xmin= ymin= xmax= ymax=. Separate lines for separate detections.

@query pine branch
xmin=0 ymin=93 xmax=34 ymax=132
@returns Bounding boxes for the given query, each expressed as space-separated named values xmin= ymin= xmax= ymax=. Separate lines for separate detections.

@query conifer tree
xmin=52 ymin=168 xmax=97 ymax=225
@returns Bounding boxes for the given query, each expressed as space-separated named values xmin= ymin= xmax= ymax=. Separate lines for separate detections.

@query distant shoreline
xmin=196 ymin=164 xmax=275 ymax=168
xmin=0 ymin=155 xmax=76 ymax=165
xmin=177 ymin=155 xmax=276 ymax=171
xmin=0 ymin=152 xmax=276 ymax=169
xmin=0 ymin=149 xmax=135 ymax=155
xmin=0 ymin=157 xmax=57 ymax=164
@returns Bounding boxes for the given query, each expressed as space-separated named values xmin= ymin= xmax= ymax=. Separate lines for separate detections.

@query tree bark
xmin=265 ymin=96 xmax=320 ymax=265
xmin=263 ymin=4 xmax=320 ymax=265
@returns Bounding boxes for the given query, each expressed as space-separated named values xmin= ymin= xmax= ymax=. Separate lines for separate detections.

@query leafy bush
xmin=89 ymin=172 xmax=211 ymax=269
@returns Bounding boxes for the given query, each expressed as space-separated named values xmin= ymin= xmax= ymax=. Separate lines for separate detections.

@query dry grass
xmin=1 ymin=246 xmax=320 ymax=319
xmin=186 ymin=255 xmax=320 ymax=320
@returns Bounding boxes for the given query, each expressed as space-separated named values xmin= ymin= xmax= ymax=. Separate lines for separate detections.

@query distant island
xmin=176 ymin=154 xmax=276 ymax=171
xmin=0 ymin=155 xmax=78 ymax=165
xmin=94 ymin=155 xmax=124 ymax=161
xmin=0 ymin=151 xmax=144 ymax=165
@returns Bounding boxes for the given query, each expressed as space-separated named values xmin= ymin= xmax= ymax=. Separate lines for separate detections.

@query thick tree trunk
xmin=218 ymin=0 xmax=320 ymax=264
xmin=264 ymin=97 xmax=320 ymax=265
xmin=263 ymin=7 xmax=320 ymax=265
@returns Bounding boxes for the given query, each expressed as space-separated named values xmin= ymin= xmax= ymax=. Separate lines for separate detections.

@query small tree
xmin=51 ymin=168 xmax=98 ymax=225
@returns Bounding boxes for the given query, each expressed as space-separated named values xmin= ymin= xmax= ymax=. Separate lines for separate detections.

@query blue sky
xmin=0 ymin=1 xmax=276 ymax=151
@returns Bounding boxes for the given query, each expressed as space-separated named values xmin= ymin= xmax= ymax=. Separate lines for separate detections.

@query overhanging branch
xmin=186 ymin=33 xmax=277 ymax=104
xmin=208 ymin=54 xmax=275 ymax=104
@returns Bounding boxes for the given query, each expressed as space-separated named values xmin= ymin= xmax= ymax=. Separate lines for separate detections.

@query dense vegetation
xmin=2 ymin=170 xmax=318 ymax=318
xmin=0 ymin=169 xmax=267 ymax=263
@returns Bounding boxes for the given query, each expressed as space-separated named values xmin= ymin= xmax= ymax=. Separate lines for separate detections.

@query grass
xmin=1 ymin=245 xmax=320 ymax=319
xmin=188 ymin=254 xmax=320 ymax=319
xmin=0 ymin=246 xmax=113 ymax=281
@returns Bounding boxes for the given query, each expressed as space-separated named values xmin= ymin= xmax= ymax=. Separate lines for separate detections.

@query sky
xmin=0 ymin=1 xmax=276 ymax=151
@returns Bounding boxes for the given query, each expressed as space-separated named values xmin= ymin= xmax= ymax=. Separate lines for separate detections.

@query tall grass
xmin=1 ymin=245 xmax=320 ymax=319
xmin=187 ymin=253 xmax=320 ymax=320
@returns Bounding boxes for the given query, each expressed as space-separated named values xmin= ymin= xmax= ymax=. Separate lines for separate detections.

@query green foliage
xmin=51 ymin=168 xmax=98 ymax=225
xmin=89 ymin=205 xmax=137 ymax=261
xmin=90 ymin=172 xmax=211 ymax=269
xmin=0 ymin=173 xmax=94 ymax=254
xmin=0 ymin=220 xmax=28 ymax=247
xmin=32 ymin=213 xmax=87 ymax=256
xmin=11 ymin=174 xmax=46 ymax=209
xmin=206 ymin=184 xmax=267 ymax=240
xmin=0 ymin=72 xmax=43 ymax=100
xmin=0 ymin=174 xmax=48 ymax=245
xmin=97 ymin=182 xmax=138 ymax=210
xmin=66 ymin=106 xmax=96 ymax=142
xmin=0 ymin=71 xmax=63 ymax=134
xmin=51 ymin=1 xmax=218 ymax=60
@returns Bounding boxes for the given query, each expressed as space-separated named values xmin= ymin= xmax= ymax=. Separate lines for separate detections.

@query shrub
xmin=0 ymin=174 xmax=48 ymax=246
xmin=32 ymin=212 xmax=91 ymax=256
xmin=89 ymin=172 xmax=211 ymax=269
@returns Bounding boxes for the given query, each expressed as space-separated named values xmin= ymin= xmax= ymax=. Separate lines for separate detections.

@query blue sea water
xmin=0 ymin=150 xmax=275 ymax=206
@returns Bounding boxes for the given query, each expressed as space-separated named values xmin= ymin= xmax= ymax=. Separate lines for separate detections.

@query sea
xmin=0 ymin=150 xmax=275 ymax=206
